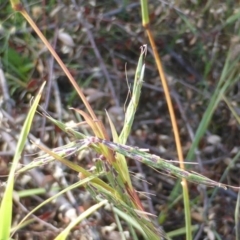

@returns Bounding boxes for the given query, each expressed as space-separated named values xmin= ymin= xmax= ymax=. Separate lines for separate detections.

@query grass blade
xmin=186 ymin=51 xmax=240 ymax=161
xmin=119 ymin=45 xmax=146 ymax=144
xmin=0 ymin=82 xmax=45 ymax=239
xmin=54 ymin=200 xmax=108 ymax=240
xmin=235 ymin=188 xmax=240 ymax=240
xmin=11 ymin=176 xmax=98 ymax=237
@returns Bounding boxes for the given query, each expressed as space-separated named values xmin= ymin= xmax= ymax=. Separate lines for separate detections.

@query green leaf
xmin=0 ymin=82 xmax=45 ymax=240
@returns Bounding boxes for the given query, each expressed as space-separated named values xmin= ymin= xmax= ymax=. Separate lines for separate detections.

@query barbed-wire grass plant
xmin=0 ymin=4 xmax=165 ymax=236
xmin=1 ymin=1 xmax=239 ymax=240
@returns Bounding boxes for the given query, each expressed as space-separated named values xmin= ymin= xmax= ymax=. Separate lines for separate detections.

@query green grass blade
xmin=44 ymin=113 xmax=86 ymax=139
xmin=54 ymin=200 xmax=108 ymax=240
xmin=235 ymin=188 xmax=240 ymax=240
xmin=170 ymin=50 xmax=240 ymax=200
xmin=0 ymin=82 xmax=45 ymax=240
xmin=35 ymin=143 xmax=122 ymax=200
xmin=167 ymin=225 xmax=199 ymax=238
xmin=11 ymin=176 xmax=98 ymax=237
xmin=114 ymin=45 xmax=147 ymax=188
xmin=112 ymin=206 xmax=127 ymax=240
xmin=112 ymin=206 xmax=167 ymax=240
xmin=140 ymin=0 xmax=149 ymax=25
xmin=186 ymin=51 xmax=240 ymax=161
xmin=209 ymin=149 xmax=240 ymax=202
xmin=119 ymin=45 xmax=146 ymax=144
xmin=105 ymin=110 xmax=120 ymax=142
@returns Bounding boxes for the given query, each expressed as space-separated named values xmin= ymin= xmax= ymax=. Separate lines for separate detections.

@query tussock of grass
xmin=1 ymin=1 xmax=240 ymax=239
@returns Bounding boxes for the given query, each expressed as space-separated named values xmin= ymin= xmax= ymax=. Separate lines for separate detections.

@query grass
xmin=0 ymin=1 xmax=240 ymax=239
xmin=0 ymin=82 xmax=45 ymax=239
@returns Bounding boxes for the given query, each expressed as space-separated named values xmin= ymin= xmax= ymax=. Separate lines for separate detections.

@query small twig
xmin=103 ymin=2 xmax=140 ymax=18
xmin=193 ymin=223 xmax=204 ymax=240
xmin=13 ymin=200 xmax=59 ymax=232
xmin=40 ymin=28 xmax=59 ymax=140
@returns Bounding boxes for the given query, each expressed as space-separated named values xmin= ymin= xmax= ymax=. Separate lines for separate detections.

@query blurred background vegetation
xmin=0 ymin=0 xmax=240 ymax=239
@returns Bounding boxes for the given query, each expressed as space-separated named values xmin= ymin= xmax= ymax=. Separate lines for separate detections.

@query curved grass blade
xmin=54 ymin=200 xmax=108 ymax=240
xmin=235 ymin=188 xmax=240 ymax=240
xmin=11 ymin=175 xmax=98 ymax=237
xmin=0 ymin=82 xmax=45 ymax=240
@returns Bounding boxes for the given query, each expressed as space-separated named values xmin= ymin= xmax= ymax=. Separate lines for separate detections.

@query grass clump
xmin=0 ymin=1 xmax=240 ymax=239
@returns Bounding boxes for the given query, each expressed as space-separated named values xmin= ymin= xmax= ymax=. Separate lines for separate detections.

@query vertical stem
xmin=140 ymin=1 xmax=192 ymax=239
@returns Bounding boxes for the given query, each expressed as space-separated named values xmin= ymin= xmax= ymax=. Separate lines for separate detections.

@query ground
xmin=0 ymin=1 xmax=240 ymax=239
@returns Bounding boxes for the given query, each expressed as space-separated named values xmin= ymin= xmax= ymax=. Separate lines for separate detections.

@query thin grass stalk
xmin=104 ymin=47 xmax=157 ymax=232
xmin=129 ymin=225 xmax=138 ymax=240
xmin=209 ymin=149 xmax=240 ymax=202
xmin=54 ymin=200 xmax=108 ymax=240
xmin=112 ymin=207 xmax=147 ymax=238
xmin=167 ymin=225 xmax=199 ymax=238
xmin=112 ymin=205 xmax=127 ymax=240
xmin=235 ymin=189 xmax=240 ymax=240
xmin=10 ymin=1 xmax=106 ymax=139
xmin=140 ymin=1 xmax=191 ymax=239
xmin=222 ymin=95 xmax=240 ymax=124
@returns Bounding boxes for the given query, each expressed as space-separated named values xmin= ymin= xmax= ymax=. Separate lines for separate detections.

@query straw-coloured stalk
xmin=140 ymin=1 xmax=191 ymax=238
xmin=10 ymin=0 xmax=114 ymax=162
